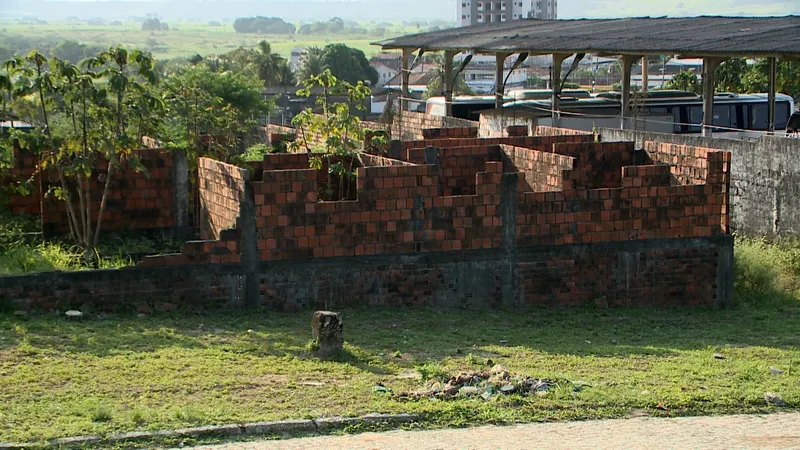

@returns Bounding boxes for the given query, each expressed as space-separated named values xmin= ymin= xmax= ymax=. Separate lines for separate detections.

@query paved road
xmin=182 ymin=413 xmax=800 ymax=450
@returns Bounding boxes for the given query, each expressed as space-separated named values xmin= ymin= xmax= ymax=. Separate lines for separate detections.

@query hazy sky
xmin=2 ymin=0 xmax=798 ymax=21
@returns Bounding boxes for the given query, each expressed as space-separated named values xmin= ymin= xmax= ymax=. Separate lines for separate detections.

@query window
xmin=462 ymin=2 xmax=467 ymax=6
xmin=501 ymin=2 xmax=507 ymax=10
xmin=477 ymin=2 xmax=483 ymax=9
xmin=462 ymin=15 xmax=467 ymax=19
xmin=501 ymin=14 xmax=506 ymax=20
xmin=750 ymin=103 xmax=768 ymax=130
xmin=486 ymin=2 xmax=491 ymax=10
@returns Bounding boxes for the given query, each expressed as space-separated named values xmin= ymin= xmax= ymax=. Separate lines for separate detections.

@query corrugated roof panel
xmin=376 ymin=16 xmax=800 ymax=58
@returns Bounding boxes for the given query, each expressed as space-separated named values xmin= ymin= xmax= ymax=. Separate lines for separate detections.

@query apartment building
xmin=459 ymin=0 xmax=556 ymax=27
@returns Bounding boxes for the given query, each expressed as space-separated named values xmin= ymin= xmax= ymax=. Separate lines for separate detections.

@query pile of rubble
xmin=394 ymin=365 xmax=579 ymax=402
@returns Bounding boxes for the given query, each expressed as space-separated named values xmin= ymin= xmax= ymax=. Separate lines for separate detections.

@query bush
xmin=734 ymin=237 xmax=800 ymax=307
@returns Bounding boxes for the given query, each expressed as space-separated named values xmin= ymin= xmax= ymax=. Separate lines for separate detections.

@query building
xmin=370 ymin=52 xmax=403 ymax=87
xmin=459 ymin=0 xmax=556 ymax=27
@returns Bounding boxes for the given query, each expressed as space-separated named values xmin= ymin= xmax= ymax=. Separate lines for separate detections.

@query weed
xmin=174 ymin=405 xmax=203 ymax=423
xmin=91 ymin=404 xmax=113 ymax=423
xmin=417 ymin=361 xmax=450 ymax=382
xmin=465 ymin=353 xmax=482 ymax=365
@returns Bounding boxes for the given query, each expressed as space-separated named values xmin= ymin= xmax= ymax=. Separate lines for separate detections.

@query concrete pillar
xmin=500 ymin=172 xmax=519 ymax=307
xmin=171 ymin=148 xmax=190 ymax=237
xmin=641 ymin=56 xmax=649 ymax=94
xmin=702 ymin=57 xmax=724 ymax=137
xmin=443 ymin=50 xmax=456 ymax=117
xmin=620 ymin=55 xmax=638 ymax=130
xmin=401 ymin=48 xmax=413 ymax=114
xmin=551 ymin=54 xmax=570 ymax=127
xmin=239 ymin=180 xmax=260 ymax=310
xmin=494 ymin=52 xmax=510 ymax=109
xmin=768 ymin=57 xmax=777 ymax=134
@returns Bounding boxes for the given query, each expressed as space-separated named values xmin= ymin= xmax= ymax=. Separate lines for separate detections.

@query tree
xmin=297 ymin=46 xmax=326 ymax=83
xmin=290 ymin=69 xmax=371 ymax=201
xmin=232 ymin=16 xmax=295 ymax=34
xmin=158 ymin=64 xmax=270 ymax=162
xmin=51 ymin=40 xmax=104 ymax=64
xmin=421 ymin=52 xmax=473 ymax=99
xmin=666 ymin=70 xmax=701 ymax=94
xmin=4 ymin=48 xmax=162 ymax=249
xmin=219 ymin=41 xmax=287 ymax=87
xmin=142 ymin=15 xmax=168 ymax=31
xmin=714 ymin=58 xmax=749 ymax=93
xmin=321 ymin=44 xmax=378 ymax=86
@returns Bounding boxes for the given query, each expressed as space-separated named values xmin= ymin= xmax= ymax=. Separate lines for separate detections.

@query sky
xmin=1 ymin=0 xmax=798 ymax=21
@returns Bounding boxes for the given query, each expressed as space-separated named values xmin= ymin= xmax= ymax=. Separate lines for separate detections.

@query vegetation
xmin=664 ymin=59 xmax=800 ymax=99
xmin=4 ymin=48 xmax=162 ymax=250
xmin=666 ymin=70 xmax=702 ymax=94
xmin=232 ymin=16 xmax=296 ymax=35
xmin=291 ymin=69 xmax=371 ymax=200
xmin=0 ymin=214 xmax=184 ymax=274
xmin=422 ymin=52 xmax=473 ymax=99
xmin=0 ymin=268 xmax=797 ymax=444
xmin=0 ymin=19 xmax=419 ymax=61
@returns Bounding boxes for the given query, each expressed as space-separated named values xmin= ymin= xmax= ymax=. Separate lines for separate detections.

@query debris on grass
xmin=765 ymin=392 xmax=788 ymax=407
xmin=394 ymin=365 xmax=578 ymax=402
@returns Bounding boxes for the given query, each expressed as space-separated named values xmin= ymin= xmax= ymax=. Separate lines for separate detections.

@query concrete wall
xmin=599 ymin=128 xmax=800 ymax=236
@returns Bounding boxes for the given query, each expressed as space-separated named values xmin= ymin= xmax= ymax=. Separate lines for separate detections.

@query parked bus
xmin=426 ymin=89 xmax=592 ymax=120
xmin=501 ymin=90 xmax=795 ymax=134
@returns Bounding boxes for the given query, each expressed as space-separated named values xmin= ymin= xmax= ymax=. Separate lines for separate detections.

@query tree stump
xmin=311 ymin=311 xmax=343 ymax=358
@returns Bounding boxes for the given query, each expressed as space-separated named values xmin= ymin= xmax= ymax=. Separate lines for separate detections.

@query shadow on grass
xmin=1 ymin=303 xmax=798 ymax=360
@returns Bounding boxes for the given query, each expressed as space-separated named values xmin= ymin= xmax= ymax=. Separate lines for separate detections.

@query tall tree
xmin=297 ymin=46 xmax=326 ymax=83
xmin=321 ymin=44 xmax=379 ymax=86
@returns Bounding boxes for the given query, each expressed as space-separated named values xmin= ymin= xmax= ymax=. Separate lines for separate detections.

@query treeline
xmin=232 ymin=16 xmax=296 ymax=34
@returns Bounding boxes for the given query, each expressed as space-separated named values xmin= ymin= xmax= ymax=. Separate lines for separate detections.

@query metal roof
xmin=375 ymin=16 xmax=800 ymax=59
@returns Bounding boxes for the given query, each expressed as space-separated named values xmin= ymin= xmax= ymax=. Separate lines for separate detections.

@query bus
xmin=501 ymin=90 xmax=796 ymax=135
xmin=425 ymin=89 xmax=592 ymax=120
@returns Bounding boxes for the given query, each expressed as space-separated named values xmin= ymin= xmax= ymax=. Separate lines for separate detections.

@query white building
xmin=459 ymin=0 xmax=556 ymax=27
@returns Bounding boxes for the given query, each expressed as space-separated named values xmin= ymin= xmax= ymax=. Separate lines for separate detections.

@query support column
xmin=702 ymin=57 xmax=724 ymax=137
xmin=495 ymin=52 xmax=510 ymax=109
xmin=400 ymin=48 xmax=414 ymax=114
xmin=620 ymin=55 xmax=638 ymax=130
xmin=443 ymin=50 xmax=456 ymax=117
xmin=768 ymin=57 xmax=777 ymax=134
xmin=641 ymin=56 xmax=649 ymax=94
xmin=551 ymin=53 xmax=570 ymax=127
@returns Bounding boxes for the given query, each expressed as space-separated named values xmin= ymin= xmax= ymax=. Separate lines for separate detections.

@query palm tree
xmin=255 ymin=40 xmax=283 ymax=87
xmin=277 ymin=60 xmax=296 ymax=94
xmin=297 ymin=46 xmax=326 ymax=83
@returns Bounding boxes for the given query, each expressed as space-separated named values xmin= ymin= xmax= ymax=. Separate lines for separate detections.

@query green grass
xmin=0 ymin=214 xmax=185 ymax=275
xmin=0 ymin=20 xmax=415 ymax=60
xmin=1 ymin=300 xmax=799 ymax=444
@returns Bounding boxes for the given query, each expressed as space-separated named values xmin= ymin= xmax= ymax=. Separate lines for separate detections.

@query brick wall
xmin=198 ymin=157 xmax=248 ymax=241
xmin=1 ymin=235 xmax=729 ymax=313
xmin=5 ymin=145 xmax=176 ymax=233
xmin=501 ymin=144 xmax=575 ymax=192
xmin=0 ymin=264 xmax=244 ymax=312
xmin=392 ymin=111 xmax=478 ymax=141
xmin=6 ymin=132 xmax=733 ymax=311
xmin=515 ymin=148 xmax=730 ymax=248
xmin=643 ymin=141 xmax=710 ymax=185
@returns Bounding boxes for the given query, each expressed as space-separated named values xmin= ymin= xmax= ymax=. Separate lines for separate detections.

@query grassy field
xmin=0 ymin=239 xmax=799 ymax=445
xmin=0 ymin=20 xmax=414 ymax=60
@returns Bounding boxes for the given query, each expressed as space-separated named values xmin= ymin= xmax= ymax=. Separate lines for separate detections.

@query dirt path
xmin=183 ymin=412 xmax=800 ymax=449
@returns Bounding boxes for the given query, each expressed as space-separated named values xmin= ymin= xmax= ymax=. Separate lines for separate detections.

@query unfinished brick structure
xmin=1 ymin=124 xmax=733 ymax=313
xmin=130 ymin=127 xmax=732 ymax=311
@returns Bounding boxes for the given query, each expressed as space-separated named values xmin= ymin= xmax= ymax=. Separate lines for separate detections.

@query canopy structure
xmin=374 ymin=16 xmax=800 ymax=135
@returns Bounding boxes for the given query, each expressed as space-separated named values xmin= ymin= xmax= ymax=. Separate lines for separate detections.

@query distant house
xmin=370 ymin=52 xmax=403 ymax=87
xmin=289 ymin=48 xmax=306 ymax=73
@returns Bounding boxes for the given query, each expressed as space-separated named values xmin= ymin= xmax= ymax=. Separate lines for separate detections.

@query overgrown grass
xmin=0 ymin=214 xmax=185 ymax=275
xmin=735 ymin=237 xmax=800 ymax=307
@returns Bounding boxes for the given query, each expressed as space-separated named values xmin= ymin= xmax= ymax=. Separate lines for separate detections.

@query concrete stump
xmin=311 ymin=311 xmax=343 ymax=358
